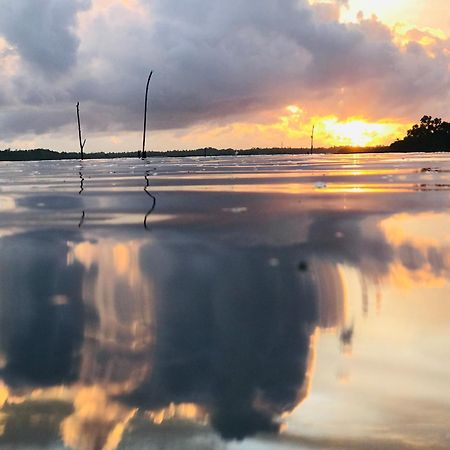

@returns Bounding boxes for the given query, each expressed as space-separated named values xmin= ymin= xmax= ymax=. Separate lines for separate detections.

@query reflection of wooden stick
xmin=78 ymin=171 xmax=84 ymax=195
xmin=78 ymin=168 xmax=85 ymax=227
xmin=142 ymin=71 xmax=153 ymax=159
xmin=78 ymin=210 xmax=85 ymax=228
xmin=76 ymin=102 xmax=86 ymax=159
xmin=144 ymin=171 xmax=156 ymax=229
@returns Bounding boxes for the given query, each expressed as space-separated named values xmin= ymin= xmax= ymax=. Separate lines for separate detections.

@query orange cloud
xmin=393 ymin=24 xmax=449 ymax=58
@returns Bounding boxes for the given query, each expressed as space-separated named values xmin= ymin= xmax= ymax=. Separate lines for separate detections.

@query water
xmin=0 ymin=153 xmax=449 ymax=450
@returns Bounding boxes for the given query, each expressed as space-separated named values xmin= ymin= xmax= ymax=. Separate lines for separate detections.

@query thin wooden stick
xmin=142 ymin=70 xmax=153 ymax=159
xmin=310 ymin=124 xmax=315 ymax=155
xmin=76 ymin=102 xmax=86 ymax=160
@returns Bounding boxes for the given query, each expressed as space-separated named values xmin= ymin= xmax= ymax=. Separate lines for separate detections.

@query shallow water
xmin=0 ymin=153 xmax=449 ymax=450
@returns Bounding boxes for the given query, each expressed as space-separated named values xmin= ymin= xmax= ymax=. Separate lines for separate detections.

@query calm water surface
xmin=0 ymin=153 xmax=449 ymax=449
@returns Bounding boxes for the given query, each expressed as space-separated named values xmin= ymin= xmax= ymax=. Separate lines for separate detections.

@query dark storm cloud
xmin=0 ymin=0 xmax=448 ymax=141
xmin=0 ymin=107 xmax=74 ymax=137
xmin=0 ymin=0 xmax=90 ymax=75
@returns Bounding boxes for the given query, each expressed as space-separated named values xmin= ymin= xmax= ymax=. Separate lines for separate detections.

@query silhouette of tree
xmin=391 ymin=116 xmax=450 ymax=151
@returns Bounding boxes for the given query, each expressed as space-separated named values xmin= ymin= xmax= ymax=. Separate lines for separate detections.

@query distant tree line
xmin=0 ymin=146 xmax=360 ymax=161
xmin=0 ymin=148 xmax=136 ymax=161
xmin=0 ymin=146 xmax=392 ymax=161
xmin=390 ymin=116 xmax=450 ymax=152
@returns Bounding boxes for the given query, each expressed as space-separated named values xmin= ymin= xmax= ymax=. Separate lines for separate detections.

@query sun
xmin=320 ymin=117 xmax=401 ymax=147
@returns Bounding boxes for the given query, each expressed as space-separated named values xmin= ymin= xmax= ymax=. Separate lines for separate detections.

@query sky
xmin=0 ymin=0 xmax=448 ymax=152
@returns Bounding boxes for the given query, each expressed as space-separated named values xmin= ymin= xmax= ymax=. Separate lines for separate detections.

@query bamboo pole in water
xmin=310 ymin=125 xmax=315 ymax=155
xmin=76 ymin=102 xmax=86 ymax=160
xmin=141 ymin=71 xmax=153 ymax=159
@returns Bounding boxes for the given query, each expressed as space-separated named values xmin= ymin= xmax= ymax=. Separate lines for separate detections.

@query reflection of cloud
xmin=69 ymin=238 xmax=155 ymax=394
xmin=0 ymin=382 xmax=8 ymax=408
xmin=0 ymin=225 xmax=353 ymax=444
xmin=63 ymin=235 xmax=347 ymax=442
xmin=123 ymin=239 xmax=342 ymax=440
xmin=147 ymin=402 xmax=207 ymax=425
xmin=5 ymin=204 xmax=450 ymax=446
xmin=61 ymin=386 xmax=136 ymax=450
xmin=388 ymin=262 xmax=448 ymax=290
xmin=380 ymin=212 xmax=450 ymax=247
xmin=0 ymin=396 xmax=73 ymax=447
xmin=302 ymin=210 xmax=450 ymax=294
xmin=0 ymin=230 xmax=85 ymax=387
xmin=304 ymin=212 xmax=395 ymax=280
xmin=313 ymin=260 xmax=347 ymax=329
xmin=0 ymin=231 xmax=156 ymax=450
xmin=380 ymin=213 xmax=450 ymax=290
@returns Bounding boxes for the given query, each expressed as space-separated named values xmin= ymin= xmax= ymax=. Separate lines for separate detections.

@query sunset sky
xmin=0 ymin=0 xmax=448 ymax=151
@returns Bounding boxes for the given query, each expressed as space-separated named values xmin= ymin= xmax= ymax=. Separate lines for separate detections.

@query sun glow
xmin=319 ymin=117 xmax=403 ymax=147
xmin=339 ymin=0 xmax=414 ymax=26
xmin=392 ymin=24 xmax=448 ymax=57
xmin=138 ymin=106 xmax=408 ymax=150
xmin=286 ymin=105 xmax=303 ymax=114
xmin=280 ymin=107 xmax=405 ymax=147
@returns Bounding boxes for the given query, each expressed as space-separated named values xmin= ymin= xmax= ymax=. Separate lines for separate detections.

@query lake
xmin=0 ymin=153 xmax=449 ymax=450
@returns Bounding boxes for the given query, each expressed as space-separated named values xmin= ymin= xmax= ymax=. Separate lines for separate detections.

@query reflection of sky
xmin=0 ymin=155 xmax=450 ymax=449
xmin=290 ymin=269 xmax=450 ymax=449
xmin=287 ymin=211 xmax=450 ymax=449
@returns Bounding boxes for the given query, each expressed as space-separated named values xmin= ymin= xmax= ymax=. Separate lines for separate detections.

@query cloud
xmin=0 ymin=0 xmax=90 ymax=75
xmin=0 ymin=0 xmax=448 ymax=145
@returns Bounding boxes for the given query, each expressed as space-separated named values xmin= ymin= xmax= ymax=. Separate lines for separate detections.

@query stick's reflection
xmin=78 ymin=170 xmax=84 ymax=195
xmin=144 ymin=171 xmax=156 ymax=229
xmin=78 ymin=210 xmax=85 ymax=228
xmin=78 ymin=168 xmax=85 ymax=228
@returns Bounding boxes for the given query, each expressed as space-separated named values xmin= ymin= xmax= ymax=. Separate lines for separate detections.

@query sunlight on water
xmin=0 ymin=153 xmax=449 ymax=449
